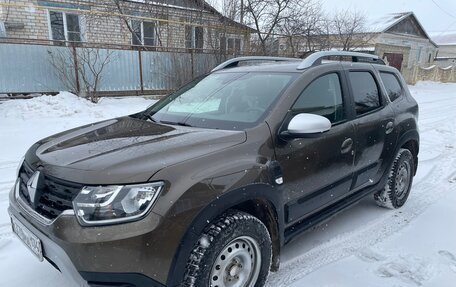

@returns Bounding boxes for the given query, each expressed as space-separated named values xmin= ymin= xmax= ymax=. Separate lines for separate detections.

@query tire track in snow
xmin=266 ymin=101 xmax=456 ymax=286
xmin=266 ymin=156 xmax=456 ymax=286
xmin=0 ymin=224 xmax=14 ymax=243
xmin=0 ymin=180 xmax=14 ymax=186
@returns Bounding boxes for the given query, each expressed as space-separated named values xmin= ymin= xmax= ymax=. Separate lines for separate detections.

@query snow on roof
xmin=430 ymin=31 xmax=456 ymax=46
xmin=366 ymin=12 xmax=436 ymax=46
xmin=366 ymin=12 xmax=412 ymax=33
xmin=330 ymin=47 xmax=375 ymax=52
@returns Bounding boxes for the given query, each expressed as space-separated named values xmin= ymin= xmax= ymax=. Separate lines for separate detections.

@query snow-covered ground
xmin=0 ymin=83 xmax=455 ymax=286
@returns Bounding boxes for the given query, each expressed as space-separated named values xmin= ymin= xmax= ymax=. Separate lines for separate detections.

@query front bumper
xmin=8 ymin=204 xmax=88 ymax=286
xmin=8 ymin=187 xmax=172 ymax=287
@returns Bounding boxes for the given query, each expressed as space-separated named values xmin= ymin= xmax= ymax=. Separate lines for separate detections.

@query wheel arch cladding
xmin=166 ymin=183 xmax=284 ymax=287
xmin=397 ymin=129 xmax=419 ymax=175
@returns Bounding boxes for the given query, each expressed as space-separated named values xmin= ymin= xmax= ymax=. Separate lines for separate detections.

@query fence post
xmin=452 ymin=66 xmax=455 ymax=82
xmin=191 ymin=49 xmax=195 ymax=79
xmin=413 ymin=65 xmax=418 ymax=84
xmin=71 ymin=44 xmax=80 ymax=95
xmin=138 ymin=49 xmax=144 ymax=93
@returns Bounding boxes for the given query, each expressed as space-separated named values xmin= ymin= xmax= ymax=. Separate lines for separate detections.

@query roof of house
xmin=430 ymin=31 xmax=456 ymax=46
xmin=366 ymin=12 xmax=437 ymax=46
xmin=367 ymin=12 xmax=412 ymax=33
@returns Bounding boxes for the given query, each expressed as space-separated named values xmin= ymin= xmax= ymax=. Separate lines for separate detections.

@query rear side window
xmin=349 ymin=72 xmax=380 ymax=116
xmin=380 ymin=72 xmax=403 ymax=102
xmin=292 ymin=73 xmax=345 ymax=123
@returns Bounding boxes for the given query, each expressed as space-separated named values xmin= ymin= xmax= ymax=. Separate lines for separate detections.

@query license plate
xmin=11 ymin=216 xmax=43 ymax=261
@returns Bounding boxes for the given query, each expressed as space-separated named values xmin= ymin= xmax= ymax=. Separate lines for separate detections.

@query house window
xmin=220 ymin=36 xmax=242 ymax=54
xmin=49 ymin=11 xmax=82 ymax=42
xmin=131 ymin=20 xmax=156 ymax=46
xmin=185 ymin=26 xmax=204 ymax=49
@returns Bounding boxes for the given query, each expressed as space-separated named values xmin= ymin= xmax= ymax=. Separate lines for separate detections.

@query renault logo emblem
xmin=26 ymin=171 xmax=41 ymax=204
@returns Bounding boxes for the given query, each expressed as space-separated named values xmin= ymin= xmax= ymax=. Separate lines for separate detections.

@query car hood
xmin=25 ymin=116 xmax=246 ymax=184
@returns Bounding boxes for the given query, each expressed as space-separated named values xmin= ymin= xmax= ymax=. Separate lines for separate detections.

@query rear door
xmin=343 ymin=64 xmax=397 ymax=189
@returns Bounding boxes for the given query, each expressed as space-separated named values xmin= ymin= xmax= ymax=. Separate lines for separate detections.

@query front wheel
xmin=183 ymin=210 xmax=272 ymax=287
xmin=375 ymin=148 xmax=415 ymax=209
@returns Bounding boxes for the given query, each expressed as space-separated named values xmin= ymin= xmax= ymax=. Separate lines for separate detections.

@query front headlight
xmin=73 ymin=181 xmax=164 ymax=226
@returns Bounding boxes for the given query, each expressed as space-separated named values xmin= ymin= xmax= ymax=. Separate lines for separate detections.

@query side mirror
xmin=283 ymin=113 xmax=331 ymax=138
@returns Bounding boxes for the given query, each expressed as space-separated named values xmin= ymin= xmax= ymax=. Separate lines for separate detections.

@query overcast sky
xmin=321 ymin=0 xmax=456 ymax=33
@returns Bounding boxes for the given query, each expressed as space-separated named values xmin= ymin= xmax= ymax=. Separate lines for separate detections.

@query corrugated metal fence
xmin=0 ymin=43 xmax=226 ymax=94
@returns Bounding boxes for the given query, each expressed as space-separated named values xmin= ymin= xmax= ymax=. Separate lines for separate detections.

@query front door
xmin=274 ymin=72 xmax=356 ymax=224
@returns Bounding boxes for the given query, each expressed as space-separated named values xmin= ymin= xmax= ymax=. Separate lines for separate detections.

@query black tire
xmin=183 ymin=210 xmax=272 ymax=287
xmin=375 ymin=148 xmax=415 ymax=209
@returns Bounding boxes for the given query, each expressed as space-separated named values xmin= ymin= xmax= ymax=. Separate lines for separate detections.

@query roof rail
xmin=297 ymin=51 xmax=385 ymax=70
xmin=212 ymin=56 xmax=300 ymax=72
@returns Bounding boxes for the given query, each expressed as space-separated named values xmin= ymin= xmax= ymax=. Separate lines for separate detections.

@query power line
xmin=430 ymin=0 xmax=456 ymax=20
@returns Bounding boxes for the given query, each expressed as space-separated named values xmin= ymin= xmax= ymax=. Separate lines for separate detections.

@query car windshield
xmin=146 ymin=72 xmax=296 ymax=130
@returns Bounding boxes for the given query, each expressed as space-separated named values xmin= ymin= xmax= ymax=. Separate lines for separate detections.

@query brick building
xmin=0 ymin=0 xmax=253 ymax=54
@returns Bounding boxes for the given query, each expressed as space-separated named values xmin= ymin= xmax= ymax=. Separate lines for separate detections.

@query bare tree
xmin=244 ymin=0 xmax=299 ymax=55
xmin=277 ymin=0 xmax=326 ymax=56
xmin=78 ymin=48 xmax=114 ymax=102
xmin=47 ymin=47 xmax=78 ymax=93
xmin=330 ymin=9 xmax=372 ymax=51
xmin=110 ymin=0 xmax=144 ymax=46
xmin=48 ymin=46 xmax=114 ymax=103
xmin=207 ymin=0 xmax=244 ymax=22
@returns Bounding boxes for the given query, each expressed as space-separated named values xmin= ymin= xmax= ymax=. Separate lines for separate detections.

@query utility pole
xmin=240 ymin=0 xmax=244 ymax=24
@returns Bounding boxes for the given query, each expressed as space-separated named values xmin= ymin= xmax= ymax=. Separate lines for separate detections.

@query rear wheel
xmin=375 ymin=148 xmax=415 ymax=209
xmin=183 ymin=210 xmax=272 ymax=287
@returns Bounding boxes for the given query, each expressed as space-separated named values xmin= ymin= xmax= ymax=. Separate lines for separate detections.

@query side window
xmin=143 ymin=21 xmax=156 ymax=46
xmin=49 ymin=11 xmax=82 ymax=42
xmin=185 ymin=26 xmax=204 ymax=49
xmin=131 ymin=20 xmax=142 ymax=45
xmin=66 ymin=13 xmax=82 ymax=42
xmin=49 ymin=11 xmax=65 ymax=41
xmin=349 ymin=72 xmax=381 ymax=116
xmin=380 ymin=72 xmax=403 ymax=102
xmin=292 ymin=73 xmax=345 ymax=123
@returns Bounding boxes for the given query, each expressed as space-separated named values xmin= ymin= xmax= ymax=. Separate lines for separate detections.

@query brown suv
xmin=8 ymin=51 xmax=419 ymax=287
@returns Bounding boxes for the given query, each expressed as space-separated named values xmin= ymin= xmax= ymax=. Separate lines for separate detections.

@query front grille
xmin=18 ymin=162 xmax=83 ymax=220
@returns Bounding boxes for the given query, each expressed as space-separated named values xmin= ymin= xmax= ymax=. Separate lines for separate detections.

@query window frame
xmin=379 ymin=71 xmax=405 ymax=103
xmin=185 ymin=26 xmax=204 ymax=49
xmin=346 ymin=69 xmax=385 ymax=118
xmin=47 ymin=10 xmax=84 ymax=42
xmin=288 ymin=71 xmax=348 ymax=127
xmin=146 ymin=71 xmax=298 ymax=130
xmin=131 ymin=20 xmax=157 ymax=47
xmin=220 ymin=35 xmax=243 ymax=54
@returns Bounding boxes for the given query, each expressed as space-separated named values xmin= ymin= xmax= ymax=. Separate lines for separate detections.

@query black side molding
xmin=80 ymin=272 xmax=165 ymax=287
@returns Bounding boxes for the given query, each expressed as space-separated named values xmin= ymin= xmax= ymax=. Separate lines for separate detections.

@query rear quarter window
xmin=380 ymin=72 xmax=404 ymax=102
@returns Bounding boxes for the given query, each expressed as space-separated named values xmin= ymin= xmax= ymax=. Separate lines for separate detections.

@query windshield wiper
xmin=160 ymin=120 xmax=193 ymax=127
xmin=177 ymin=122 xmax=193 ymax=127
xmin=142 ymin=112 xmax=157 ymax=123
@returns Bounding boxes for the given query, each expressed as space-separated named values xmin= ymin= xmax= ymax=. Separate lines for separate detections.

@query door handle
xmin=385 ymin=122 xmax=394 ymax=134
xmin=341 ymin=138 xmax=353 ymax=154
